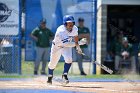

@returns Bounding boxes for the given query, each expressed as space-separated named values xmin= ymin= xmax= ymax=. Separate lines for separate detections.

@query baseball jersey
xmin=31 ymin=27 xmax=54 ymax=47
xmin=53 ymin=25 xmax=78 ymax=46
xmin=115 ymin=43 xmax=134 ymax=56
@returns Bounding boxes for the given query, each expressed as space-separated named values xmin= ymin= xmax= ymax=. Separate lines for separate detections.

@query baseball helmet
xmin=63 ymin=15 xmax=75 ymax=25
xmin=122 ymin=37 xmax=128 ymax=43
xmin=78 ymin=17 xmax=84 ymax=22
xmin=40 ymin=18 xmax=46 ymax=24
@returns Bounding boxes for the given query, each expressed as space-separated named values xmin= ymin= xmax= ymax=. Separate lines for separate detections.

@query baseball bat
xmin=79 ymin=52 xmax=113 ymax=74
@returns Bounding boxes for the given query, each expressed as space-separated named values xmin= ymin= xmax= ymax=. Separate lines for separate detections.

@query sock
xmin=63 ymin=63 xmax=72 ymax=74
xmin=48 ymin=68 xmax=54 ymax=76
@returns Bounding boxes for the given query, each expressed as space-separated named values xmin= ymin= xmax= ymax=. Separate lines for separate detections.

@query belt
xmin=52 ymin=41 xmax=63 ymax=48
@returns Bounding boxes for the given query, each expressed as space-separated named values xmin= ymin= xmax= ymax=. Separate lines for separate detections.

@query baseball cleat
xmin=80 ymin=71 xmax=87 ymax=76
xmin=34 ymin=71 xmax=38 ymax=75
xmin=62 ymin=74 xmax=69 ymax=84
xmin=47 ymin=76 xmax=53 ymax=85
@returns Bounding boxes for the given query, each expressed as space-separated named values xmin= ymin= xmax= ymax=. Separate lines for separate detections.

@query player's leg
xmin=81 ymin=48 xmax=89 ymax=75
xmin=34 ymin=47 xmax=44 ymax=75
xmin=41 ymin=47 xmax=50 ymax=75
xmin=130 ymin=56 xmax=136 ymax=72
xmin=62 ymin=47 xmax=72 ymax=84
xmin=47 ymin=45 xmax=62 ymax=84
xmin=76 ymin=48 xmax=87 ymax=75
xmin=115 ymin=55 xmax=121 ymax=73
xmin=48 ymin=46 xmax=62 ymax=75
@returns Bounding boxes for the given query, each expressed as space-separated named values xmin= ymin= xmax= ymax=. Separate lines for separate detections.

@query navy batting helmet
xmin=78 ymin=18 xmax=84 ymax=22
xmin=63 ymin=15 xmax=75 ymax=25
xmin=40 ymin=18 xmax=46 ymax=24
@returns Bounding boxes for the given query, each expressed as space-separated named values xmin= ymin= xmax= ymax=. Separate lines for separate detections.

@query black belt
xmin=52 ymin=41 xmax=64 ymax=48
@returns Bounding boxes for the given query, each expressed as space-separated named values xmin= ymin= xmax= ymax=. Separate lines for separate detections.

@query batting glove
xmin=78 ymin=38 xmax=87 ymax=45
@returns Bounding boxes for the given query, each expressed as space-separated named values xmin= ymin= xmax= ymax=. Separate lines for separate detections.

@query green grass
xmin=21 ymin=61 xmax=124 ymax=79
xmin=22 ymin=61 xmax=65 ymax=75
xmin=84 ymin=74 xmax=122 ymax=79
xmin=1 ymin=61 xmax=139 ymax=79
xmin=0 ymin=61 xmax=65 ymax=78
xmin=0 ymin=75 xmax=32 ymax=78
xmin=22 ymin=61 xmax=34 ymax=75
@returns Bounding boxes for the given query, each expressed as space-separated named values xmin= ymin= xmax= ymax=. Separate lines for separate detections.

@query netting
xmin=0 ymin=35 xmax=21 ymax=74
xmin=0 ymin=0 xmax=21 ymax=75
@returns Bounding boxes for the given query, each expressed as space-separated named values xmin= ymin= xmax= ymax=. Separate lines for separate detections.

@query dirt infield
xmin=0 ymin=76 xmax=140 ymax=93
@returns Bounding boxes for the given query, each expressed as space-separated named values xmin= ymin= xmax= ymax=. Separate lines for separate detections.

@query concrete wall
xmin=98 ymin=0 xmax=140 ymax=8
xmin=101 ymin=0 xmax=140 ymax=5
xmin=96 ymin=5 xmax=107 ymax=74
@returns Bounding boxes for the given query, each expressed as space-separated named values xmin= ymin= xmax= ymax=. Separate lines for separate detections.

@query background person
xmin=114 ymin=37 xmax=136 ymax=73
xmin=31 ymin=18 xmax=54 ymax=75
xmin=76 ymin=18 xmax=90 ymax=75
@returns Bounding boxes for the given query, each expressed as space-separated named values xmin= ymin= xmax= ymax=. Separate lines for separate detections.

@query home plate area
xmin=0 ymin=76 xmax=140 ymax=93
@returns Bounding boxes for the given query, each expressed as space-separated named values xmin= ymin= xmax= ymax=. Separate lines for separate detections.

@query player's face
xmin=79 ymin=21 xmax=84 ymax=27
xmin=123 ymin=41 xmax=128 ymax=47
xmin=66 ymin=22 xmax=74 ymax=32
xmin=40 ymin=22 xmax=46 ymax=29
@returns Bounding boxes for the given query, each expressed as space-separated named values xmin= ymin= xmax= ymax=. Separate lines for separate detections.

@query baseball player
xmin=47 ymin=15 xmax=86 ymax=84
xmin=31 ymin=19 xmax=54 ymax=75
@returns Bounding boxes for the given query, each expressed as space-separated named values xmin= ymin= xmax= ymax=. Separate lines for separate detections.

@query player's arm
xmin=48 ymin=30 xmax=54 ymax=41
xmin=31 ymin=34 xmax=38 ymax=41
xmin=74 ymin=36 xmax=83 ymax=54
xmin=60 ymin=27 xmax=86 ymax=48
xmin=79 ymin=28 xmax=90 ymax=44
xmin=79 ymin=34 xmax=90 ymax=44
xmin=74 ymin=35 xmax=79 ymax=46
xmin=30 ymin=29 xmax=38 ymax=42
xmin=48 ymin=29 xmax=54 ymax=38
xmin=61 ymin=38 xmax=87 ymax=47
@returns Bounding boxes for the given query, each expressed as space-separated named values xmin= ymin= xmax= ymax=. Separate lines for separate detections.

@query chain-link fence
xmin=0 ymin=0 xmax=21 ymax=75
xmin=0 ymin=35 xmax=21 ymax=74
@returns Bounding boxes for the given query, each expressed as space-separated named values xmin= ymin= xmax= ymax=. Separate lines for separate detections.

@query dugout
xmin=96 ymin=0 xmax=140 ymax=74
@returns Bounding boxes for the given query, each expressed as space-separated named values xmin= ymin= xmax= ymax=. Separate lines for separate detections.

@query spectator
xmin=110 ymin=31 xmax=124 ymax=58
xmin=76 ymin=18 xmax=90 ymax=75
xmin=31 ymin=18 xmax=54 ymax=75
xmin=114 ymin=37 xmax=136 ymax=73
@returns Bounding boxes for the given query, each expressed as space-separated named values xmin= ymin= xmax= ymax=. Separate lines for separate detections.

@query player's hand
xmin=121 ymin=51 xmax=129 ymax=57
xmin=121 ymin=51 xmax=129 ymax=59
xmin=32 ymin=36 xmax=38 ymax=42
xmin=76 ymin=45 xmax=82 ymax=54
xmin=138 ymin=53 xmax=140 ymax=56
xmin=78 ymin=38 xmax=87 ymax=45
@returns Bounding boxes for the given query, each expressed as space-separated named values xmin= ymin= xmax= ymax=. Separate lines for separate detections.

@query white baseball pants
xmin=48 ymin=44 xmax=72 ymax=69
